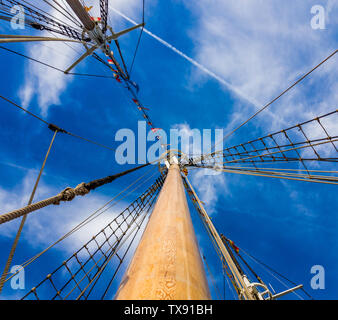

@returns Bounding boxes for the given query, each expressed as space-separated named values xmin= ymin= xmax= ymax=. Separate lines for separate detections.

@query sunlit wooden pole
xmin=65 ymin=0 xmax=95 ymax=30
xmin=115 ymin=162 xmax=210 ymax=300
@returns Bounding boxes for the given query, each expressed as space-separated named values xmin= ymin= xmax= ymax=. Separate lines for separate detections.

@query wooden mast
xmin=115 ymin=161 xmax=210 ymax=300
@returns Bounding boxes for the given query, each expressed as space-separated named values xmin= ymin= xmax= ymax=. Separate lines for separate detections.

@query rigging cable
xmin=129 ymin=0 xmax=145 ymax=77
xmin=19 ymin=0 xmax=83 ymax=29
xmin=64 ymin=182 xmax=161 ymax=300
xmin=20 ymin=173 xmax=164 ymax=300
xmin=210 ymin=49 xmax=338 ymax=153
xmin=0 ymin=166 xmax=159 ymax=294
xmin=0 ymin=94 xmax=116 ymax=151
xmin=2 ymin=167 xmax=159 ymax=286
xmin=100 ymin=189 xmax=161 ymax=299
xmin=0 ymin=162 xmax=153 ymax=225
xmin=41 ymin=0 xmax=83 ymax=27
xmin=0 ymin=128 xmax=57 ymax=293
xmin=192 ymin=163 xmax=338 ymax=185
xmin=239 ymin=246 xmax=314 ymax=300
xmin=0 ymin=45 xmax=115 ymax=78
xmin=202 ymin=254 xmax=223 ymax=300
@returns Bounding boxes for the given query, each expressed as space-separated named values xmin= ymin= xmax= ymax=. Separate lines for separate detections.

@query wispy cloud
xmin=18 ymin=1 xmax=142 ymax=115
xmin=191 ymin=169 xmax=228 ymax=215
xmin=0 ymin=171 xmax=119 ymax=253
xmin=110 ymin=6 xmax=260 ymax=108
xmin=170 ymin=122 xmax=230 ymax=214
xmin=18 ymin=7 xmax=80 ymax=116
xmin=185 ymin=0 xmax=337 ymax=133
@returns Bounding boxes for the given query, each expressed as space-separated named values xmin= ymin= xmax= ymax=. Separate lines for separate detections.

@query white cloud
xmin=191 ymin=168 xmax=228 ymax=215
xmin=170 ymin=122 xmax=230 ymax=213
xmin=0 ymin=168 xmax=156 ymax=296
xmin=170 ymin=122 xmax=202 ymax=156
xmin=18 ymin=6 xmax=80 ymax=115
xmin=185 ymin=0 xmax=337 ymax=134
xmin=0 ymin=170 xmax=124 ymax=255
xmin=18 ymin=1 xmax=143 ymax=115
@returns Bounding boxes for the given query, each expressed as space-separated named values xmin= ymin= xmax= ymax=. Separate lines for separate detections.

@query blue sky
xmin=0 ymin=0 xmax=337 ymax=299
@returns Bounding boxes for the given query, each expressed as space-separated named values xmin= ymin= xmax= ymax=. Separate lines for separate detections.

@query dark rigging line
xmin=14 ymin=0 xmax=83 ymax=31
xmin=128 ymin=0 xmax=145 ymax=76
xmin=41 ymin=0 xmax=82 ymax=27
xmin=114 ymin=39 xmax=130 ymax=78
xmin=212 ymin=49 xmax=338 ymax=153
xmin=0 ymin=94 xmax=116 ymax=152
xmin=239 ymin=246 xmax=314 ymax=300
xmin=0 ymin=95 xmax=48 ymax=125
xmin=0 ymin=45 xmax=115 ymax=79
xmin=202 ymin=254 xmax=223 ymax=300
xmin=3 ymin=168 xmax=158 ymax=287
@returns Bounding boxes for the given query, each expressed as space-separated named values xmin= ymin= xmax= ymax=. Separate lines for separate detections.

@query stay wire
xmin=100 ymin=189 xmax=160 ymax=300
xmin=0 ymin=45 xmax=114 ymax=79
xmin=19 ymin=0 xmax=83 ymax=31
xmin=211 ymin=49 xmax=338 ymax=153
xmin=3 ymin=167 xmax=158 ymax=285
xmin=41 ymin=0 xmax=82 ymax=27
xmin=239 ymin=247 xmax=314 ymax=300
xmin=128 ymin=0 xmax=145 ymax=76
xmin=202 ymin=254 xmax=223 ymax=300
xmin=0 ymin=94 xmax=116 ymax=152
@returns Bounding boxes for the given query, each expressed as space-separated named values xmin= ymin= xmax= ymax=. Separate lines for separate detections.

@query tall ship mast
xmin=0 ymin=0 xmax=336 ymax=300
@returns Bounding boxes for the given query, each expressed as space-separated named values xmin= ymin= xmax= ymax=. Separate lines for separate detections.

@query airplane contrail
xmin=110 ymin=7 xmax=260 ymax=108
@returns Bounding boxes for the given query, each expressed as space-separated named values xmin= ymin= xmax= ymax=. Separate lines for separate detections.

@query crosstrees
xmin=0 ymin=0 xmax=160 ymax=141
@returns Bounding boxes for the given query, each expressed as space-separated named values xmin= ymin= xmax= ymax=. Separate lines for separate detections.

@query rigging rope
xmin=0 ymin=162 xmax=151 ymax=225
xmin=211 ymin=49 xmax=338 ymax=152
xmin=2 ymin=167 xmax=159 ymax=286
xmin=0 ymin=0 xmax=84 ymax=40
xmin=202 ymin=254 xmax=223 ymax=300
xmin=221 ymin=235 xmax=310 ymax=300
xmin=129 ymin=0 xmax=145 ymax=76
xmin=89 ymin=189 xmax=160 ymax=300
xmin=0 ymin=94 xmax=116 ymax=151
xmin=20 ymin=174 xmax=165 ymax=300
xmin=0 ymin=45 xmax=115 ymax=78
xmin=239 ymin=246 xmax=314 ymax=300
xmin=191 ymin=164 xmax=338 ymax=185
xmin=183 ymin=175 xmax=253 ymax=300
xmin=41 ymin=0 xmax=83 ymax=27
xmin=190 ymin=109 xmax=338 ymax=167
xmin=0 ymin=129 xmax=58 ymax=293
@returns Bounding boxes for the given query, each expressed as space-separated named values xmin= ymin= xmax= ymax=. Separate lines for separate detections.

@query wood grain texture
xmin=115 ymin=164 xmax=210 ymax=300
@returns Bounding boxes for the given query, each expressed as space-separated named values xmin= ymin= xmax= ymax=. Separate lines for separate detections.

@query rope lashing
xmin=54 ymin=182 xmax=90 ymax=204
xmin=0 ymin=163 xmax=151 ymax=225
xmin=83 ymin=163 xmax=150 ymax=191
xmin=0 ymin=183 xmax=89 ymax=224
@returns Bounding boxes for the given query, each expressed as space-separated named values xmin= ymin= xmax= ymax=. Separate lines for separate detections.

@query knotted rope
xmin=0 ymin=163 xmax=150 ymax=225
xmin=0 ymin=183 xmax=89 ymax=224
